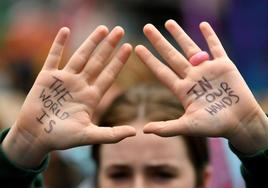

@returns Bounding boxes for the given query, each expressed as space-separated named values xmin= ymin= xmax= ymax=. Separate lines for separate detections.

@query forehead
xmin=100 ymin=122 xmax=191 ymax=166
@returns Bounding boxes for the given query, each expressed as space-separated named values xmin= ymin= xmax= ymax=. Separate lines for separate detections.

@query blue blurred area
xmin=222 ymin=0 xmax=268 ymax=92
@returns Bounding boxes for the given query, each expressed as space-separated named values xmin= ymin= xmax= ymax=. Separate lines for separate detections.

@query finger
xmin=64 ymin=25 xmax=109 ymax=73
xmin=135 ymin=45 xmax=180 ymax=91
xmin=165 ymin=19 xmax=202 ymax=59
xmin=199 ymin=22 xmax=227 ymax=58
xmin=143 ymin=24 xmax=190 ymax=78
xmin=143 ymin=114 xmax=218 ymax=137
xmin=84 ymin=125 xmax=136 ymax=144
xmin=43 ymin=27 xmax=70 ymax=70
xmin=82 ymin=26 xmax=124 ymax=82
xmin=95 ymin=43 xmax=132 ymax=94
xmin=143 ymin=119 xmax=187 ymax=137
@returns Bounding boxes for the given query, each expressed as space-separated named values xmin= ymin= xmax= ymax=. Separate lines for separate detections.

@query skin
xmin=2 ymin=25 xmax=136 ymax=168
xmin=98 ymin=121 xmax=205 ymax=188
xmin=1 ymin=21 xmax=268 ymax=179
xmin=135 ymin=20 xmax=268 ymax=154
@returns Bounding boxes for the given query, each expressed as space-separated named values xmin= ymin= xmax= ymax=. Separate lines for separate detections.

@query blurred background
xmin=0 ymin=0 xmax=268 ymax=188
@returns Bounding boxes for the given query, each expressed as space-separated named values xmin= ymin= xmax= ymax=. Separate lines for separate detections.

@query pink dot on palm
xmin=189 ymin=51 xmax=210 ymax=66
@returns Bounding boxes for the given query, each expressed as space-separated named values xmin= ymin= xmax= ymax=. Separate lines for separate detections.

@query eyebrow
xmin=105 ymin=164 xmax=131 ymax=171
xmin=145 ymin=164 xmax=179 ymax=172
xmin=105 ymin=164 xmax=179 ymax=172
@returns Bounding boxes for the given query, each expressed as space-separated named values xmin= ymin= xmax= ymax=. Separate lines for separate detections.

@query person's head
xmin=92 ymin=84 xmax=211 ymax=188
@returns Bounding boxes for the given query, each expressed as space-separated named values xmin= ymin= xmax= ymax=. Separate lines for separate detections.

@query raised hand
xmin=135 ymin=20 xmax=268 ymax=154
xmin=2 ymin=26 xmax=135 ymax=168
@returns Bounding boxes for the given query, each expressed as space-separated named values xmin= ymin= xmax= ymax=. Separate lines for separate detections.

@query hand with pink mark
xmin=135 ymin=20 xmax=268 ymax=155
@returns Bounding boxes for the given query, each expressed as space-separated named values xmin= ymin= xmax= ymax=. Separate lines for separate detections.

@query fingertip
xmin=199 ymin=22 xmax=214 ymax=37
xmin=134 ymin=44 xmax=145 ymax=53
xmin=129 ymin=127 xmax=137 ymax=137
xmin=135 ymin=45 xmax=152 ymax=63
xmin=199 ymin=21 xmax=210 ymax=30
xmin=97 ymin=25 xmax=109 ymax=35
xmin=113 ymin=26 xmax=125 ymax=35
xmin=134 ymin=45 xmax=149 ymax=62
xmin=122 ymin=43 xmax=133 ymax=51
xmin=118 ymin=43 xmax=133 ymax=63
xmin=60 ymin=27 xmax=70 ymax=34
xmin=143 ymin=23 xmax=152 ymax=29
xmin=165 ymin=19 xmax=176 ymax=28
xmin=58 ymin=27 xmax=70 ymax=42
xmin=119 ymin=125 xmax=137 ymax=137
xmin=143 ymin=127 xmax=153 ymax=134
xmin=143 ymin=23 xmax=154 ymax=34
xmin=143 ymin=122 xmax=164 ymax=134
xmin=143 ymin=123 xmax=153 ymax=133
xmin=125 ymin=44 xmax=133 ymax=56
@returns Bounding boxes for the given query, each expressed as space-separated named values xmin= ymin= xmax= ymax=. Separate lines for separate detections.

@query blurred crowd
xmin=1 ymin=0 xmax=268 ymax=188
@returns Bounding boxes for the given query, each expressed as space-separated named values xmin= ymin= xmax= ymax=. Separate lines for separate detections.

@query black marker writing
xmin=39 ymin=89 xmax=70 ymax=119
xmin=204 ymin=82 xmax=240 ymax=116
xmin=44 ymin=120 xmax=56 ymax=133
xmin=57 ymin=91 xmax=73 ymax=106
xmin=186 ymin=78 xmax=240 ymax=116
xmin=187 ymin=77 xmax=213 ymax=99
xmin=49 ymin=76 xmax=66 ymax=97
xmin=36 ymin=109 xmax=50 ymax=124
xmin=36 ymin=76 xmax=73 ymax=133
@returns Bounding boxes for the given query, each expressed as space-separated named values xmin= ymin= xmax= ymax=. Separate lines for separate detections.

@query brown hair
xmin=92 ymin=84 xmax=209 ymax=186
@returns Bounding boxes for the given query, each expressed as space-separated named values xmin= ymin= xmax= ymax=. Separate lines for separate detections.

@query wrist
xmin=2 ymin=124 xmax=48 ymax=169
xmin=228 ymin=109 xmax=268 ymax=154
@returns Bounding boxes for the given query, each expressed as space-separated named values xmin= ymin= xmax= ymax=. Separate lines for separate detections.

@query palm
xmin=177 ymin=59 xmax=258 ymax=137
xmin=136 ymin=20 xmax=262 ymax=139
xmin=15 ymin=26 xmax=135 ymax=152
xmin=22 ymin=70 xmax=96 ymax=149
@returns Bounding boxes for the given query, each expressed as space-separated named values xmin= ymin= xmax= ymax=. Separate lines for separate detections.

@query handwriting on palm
xmin=17 ymin=26 xmax=135 ymax=151
xmin=136 ymin=20 xmax=261 ymax=139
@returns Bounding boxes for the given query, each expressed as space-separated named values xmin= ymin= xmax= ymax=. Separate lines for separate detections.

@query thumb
xmin=82 ymin=125 xmax=137 ymax=145
xmin=143 ymin=115 xmax=202 ymax=137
